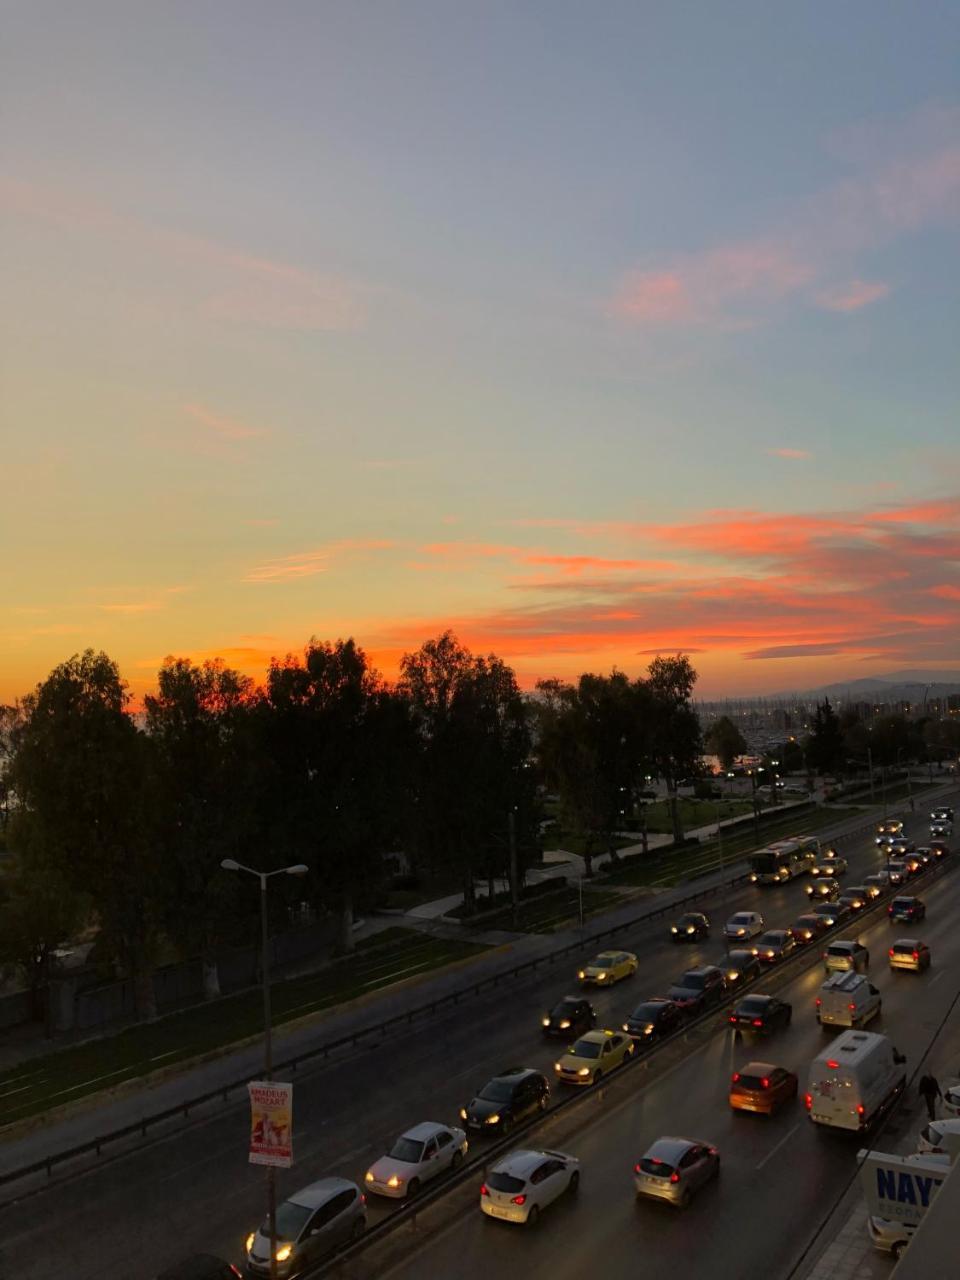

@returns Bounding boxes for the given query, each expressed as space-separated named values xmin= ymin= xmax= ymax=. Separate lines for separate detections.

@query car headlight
xmin=671 ymin=926 xmax=678 ymax=933
xmin=596 ymin=972 xmax=607 ymax=981
xmin=727 ymin=970 xmax=739 ymax=981
xmin=577 ymin=1067 xmax=591 ymax=1076
xmin=749 ymin=874 xmax=757 ymax=882
xmin=459 ymin=1107 xmax=468 ymax=1120
xmin=736 ymin=928 xmax=745 ymax=936
xmin=578 ymin=970 xmax=586 ymax=979
xmin=554 ymin=1061 xmax=563 ymax=1072
xmin=387 ymin=1174 xmax=402 ymax=1188
xmin=246 ymin=1234 xmax=255 ymax=1254
xmin=643 ymin=1024 xmax=654 ymax=1034
xmin=364 ymin=1170 xmax=375 ymax=1183
xmin=542 ymin=1016 xmax=550 ymax=1026
xmin=276 ymin=1244 xmax=293 ymax=1263
xmin=559 ymin=1018 xmax=570 ymax=1028
xmin=485 ymin=1113 xmax=501 ymax=1125
xmin=686 ymin=927 xmax=694 ymax=934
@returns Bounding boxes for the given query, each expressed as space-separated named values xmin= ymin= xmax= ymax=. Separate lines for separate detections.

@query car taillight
xmin=511 ymin=1194 xmax=526 ymax=1205
xmin=815 ymin=997 xmax=822 ymax=1007
xmin=913 ymin=951 xmax=920 ymax=960
xmin=633 ymin=1162 xmax=642 ymax=1174
xmin=480 ymin=1183 xmax=489 ymax=1197
xmin=669 ymin=1171 xmax=680 ymax=1184
xmin=728 ymin=1014 xmax=736 ymax=1023
xmin=889 ymin=948 xmax=895 ymax=957
xmin=361 ymin=1193 xmax=367 ymax=1204
xmin=888 ymin=906 xmax=893 ymax=913
xmin=761 ymin=1077 xmax=770 ymax=1089
xmin=849 ymin=1003 xmax=856 ymax=1011
xmin=752 ymin=1018 xmax=763 ymax=1027
xmin=804 ymin=1093 xmax=812 ymax=1110
xmin=732 ymin=1072 xmax=740 ymax=1083
xmin=857 ymin=1104 xmax=865 ymax=1117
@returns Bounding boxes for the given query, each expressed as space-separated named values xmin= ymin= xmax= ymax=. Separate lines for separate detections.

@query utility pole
xmin=508 ymin=808 xmax=519 ymax=927
xmin=867 ymin=747 xmax=876 ymax=804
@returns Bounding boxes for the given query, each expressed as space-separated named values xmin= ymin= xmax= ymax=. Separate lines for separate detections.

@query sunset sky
xmin=3 ymin=2 xmax=959 ymax=703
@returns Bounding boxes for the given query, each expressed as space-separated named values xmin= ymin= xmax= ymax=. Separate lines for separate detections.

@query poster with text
xmin=248 ymin=1080 xmax=293 ymax=1168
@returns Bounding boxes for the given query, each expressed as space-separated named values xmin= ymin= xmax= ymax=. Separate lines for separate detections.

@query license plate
xmin=488 ymin=1205 xmax=511 ymax=1218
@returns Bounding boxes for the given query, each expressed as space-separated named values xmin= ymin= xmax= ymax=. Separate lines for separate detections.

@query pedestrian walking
xmin=919 ymin=1072 xmax=941 ymax=1121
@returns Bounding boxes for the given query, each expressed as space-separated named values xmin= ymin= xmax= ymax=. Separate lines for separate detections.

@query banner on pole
xmin=248 ymin=1080 xmax=293 ymax=1168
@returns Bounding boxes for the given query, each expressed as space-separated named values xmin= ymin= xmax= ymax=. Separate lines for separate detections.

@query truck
xmin=805 ymin=1029 xmax=906 ymax=1131
xmin=815 ymin=971 xmax=882 ymax=1029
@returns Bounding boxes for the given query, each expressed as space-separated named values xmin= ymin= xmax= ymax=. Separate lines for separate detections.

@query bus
xmin=749 ymin=836 xmax=820 ymax=884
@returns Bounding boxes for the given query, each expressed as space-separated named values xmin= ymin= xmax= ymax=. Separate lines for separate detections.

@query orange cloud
xmin=766 ymin=448 xmax=811 ymax=460
xmin=816 ymin=280 xmax=890 ymax=312
xmin=244 ymin=539 xmax=395 ymax=583
xmin=99 ymin=601 xmax=162 ymax=615
xmin=183 ymin=403 xmax=268 ymax=441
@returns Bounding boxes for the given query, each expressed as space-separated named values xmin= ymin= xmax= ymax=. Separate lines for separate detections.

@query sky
xmin=2 ymin=1 xmax=959 ymax=703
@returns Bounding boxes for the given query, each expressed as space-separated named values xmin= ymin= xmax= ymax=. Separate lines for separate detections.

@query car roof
xmin=401 ymin=1121 xmax=450 ymax=1142
xmin=738 ymin=992 xmax=772 ymax=1004
xmin=892 ymin=895 xmax=917 ymax=902
xmin=682 ymin=965 xmax=721 ymax=978
xmin=739 ymin=1061 xmax=779 ymax=1075
xmin=827 ymin=940 xmax=860 ymax=950
xmin=574 ymin=1030 xmax=615 ymax=1044
xmin=287 ymin=1177 xmax=359 ymax=1210
xmin=643 ymin=1136 xmax=701 ymax=1163
xmin=892 ymin=936 xmax=923 ymax=946
xmin=492 ymin=1149 xmax=558 ymax=1177
xmin=491 ymin=1066 xmax=538 ymax=1084
xmin=726 ymin=948 xmax=758 ymax=960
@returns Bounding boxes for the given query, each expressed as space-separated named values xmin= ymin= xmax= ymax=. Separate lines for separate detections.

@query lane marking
xmin=756 ymin=1121 xmax=800 ymax=1170
xmin=929 ymin=970 xmax=946 ymax=986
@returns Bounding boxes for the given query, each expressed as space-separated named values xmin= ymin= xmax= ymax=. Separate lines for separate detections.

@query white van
xmin=815 ymin=972 xmax=882 ymax=1029
xmin=806 ymin=1030 xmax=906 ymax=1131
xmin=917 ymin=1116 xmax=960 ymax=1156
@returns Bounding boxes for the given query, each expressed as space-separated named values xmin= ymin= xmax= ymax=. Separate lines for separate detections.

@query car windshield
xmin=892 ymin=899 xmax=912 ymax=908
xmin=478 ymin=1081 xmax=514 ymax=1103
xmin=631 ymin=1003 xmax=663 ymax=1020
xmin=550 ymin=1000 xmax=578 ymax=1017
xmin=667 ymin=985 xmax=695 ymax=999
xmin=679 ymin=915 xmax=700 ymax=925
xmin=268 ymin=1201 xmax=312 ymax=1241
xmin=487 ymin=1171 xmax=525 ymax=1193
xmin=734 ymin=1073 xmax=768 ymax=1090
xmin=893 ymin=943 xmax=918 ymax=954
xmin=593 ymin=953 xmax=618 ymax=966
xmin=388 ymin=1137 xmax=425 ymax=1163
xmin=639 ymin=1157 xmax=675 ymax=1177
xmin=827 ymin=945 xmax=852 ymax=955
xmin=571 ymin=1039 xmax=602 ymax=1059
xmin=729 ymin=915 xmax=751 ymax=925
xmin=680 ymin=973 xmax=708 ymax=990
xmin=758 ymin=933 xmax=782 ymax=946
xmin=795 ymin=917 xmax=817 ymax=926
xmin=737 ymin=997 xmax=768 ymax=1014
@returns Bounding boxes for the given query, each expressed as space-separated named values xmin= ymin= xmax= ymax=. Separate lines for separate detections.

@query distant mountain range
xmin=777 ymin=669 xmax=960 ymax=701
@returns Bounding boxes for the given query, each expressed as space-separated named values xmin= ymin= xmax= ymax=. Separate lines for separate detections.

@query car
xmin=930 ymin=822 xmax=953 ymax=839
xmin=554 ymin=1029 xmax=635 ymax=1085
xmin=722 ymin=949 xmax=762 ymax=989
xmin=577 ymin=950 xmax=638 ymax=986
xmin=670 ymin=912 xmax=710 ymax=942
xmin=943 ymin=1082 xmax=960 ymax=1117
xmin=888 ymin=938 xmax=931 ymax=972
xmin=867 ymin=1214 xmax=916 ymax=1260
xmin=789 ymin=914 xmax=830 ymax=943
xmin=902 ymin=853 xmax=923 ymax=875
xmin=863 ymin=872 xmax=890 ymax=895
xmin=755 ymin=931 xmax=797 ymax=964
xmin=929 ymin=840 xmax=951 ymax=859
xmin=665 ymin=966 xmax=727 ymax=1014
xmin=823 ymin=940 xmax=870 ymax=974
xmin=729 ymin=1061 xmax=798 ymax=1115
xmin=541 ymin=996 xmax=596 ymax=1038
xmin=837 ymin=887 xmax=868 ymax=912
xmin=810 ymin=854 xmax=847 ymax=877
xmin=724 ymin=911 xmax=764 ymax=941
xmin=856 ymin=880 xmax=883 ymax=901
xmin=886 ymin=859 xmax=908 ymax=886
xmin=913 ymin=846 xmax=933 ymax=866
xmin=806 ymin=878 xmax=840 ymax=901
xmin=888 ymin=837 xmax=916 ymax=857
xmin=460 ymin=1068 xmax=550 ymax=1134
xmin=728 ymin=993 xmax=792 ymax=1036
xmin=876 ymin=819 xmax=903 ymax=841
xmin=875 ymin=834 xmax=897 ymax=852
xmin=480 ymin=1147 xmax=579 ymax=1225
xmin=157 ymin=1259 xmax=242 ymax=1280
xmin=888 ymin=896 xmax=926 ymax=923
xmin=364 ymin=1122 xmax=468 ymax=1198
xmin=633 ymin=1137 xmax=720 ymax=1208
xmin=622 ymin=998 xmax=683 ymax=1043
xmin=931 ymin=806 xmax=954 ymax=822
xmin=810 ymin=901 xmax=850 ymax=927
xmin=244 ymin=1178 xmax=366 ymax=1278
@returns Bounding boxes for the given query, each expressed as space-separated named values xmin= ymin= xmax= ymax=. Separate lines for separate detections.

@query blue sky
xmin=2 ymin=1 xmax=959 ymax=699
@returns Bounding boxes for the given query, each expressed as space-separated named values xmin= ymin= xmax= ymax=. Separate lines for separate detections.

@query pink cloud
xmin=244 ymin=539 xmax=394 ymax=583
xmin=766 ymin=448 xmax=811 ymax=460
xmin=816 ymin=280 xmax=890 ymax=312
xmin=183 ymin=403 xmax=268 ymax=441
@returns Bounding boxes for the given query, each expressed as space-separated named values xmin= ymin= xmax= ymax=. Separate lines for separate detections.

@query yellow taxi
xmin=554 ymin=1029 xmax=635 ymax=1085
xmin=577 ymin=950 xmax=638 ymax=986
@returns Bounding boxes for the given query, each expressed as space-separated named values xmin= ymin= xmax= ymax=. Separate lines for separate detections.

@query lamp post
xmin=222 ymin=858 xmax=309 ymax=1280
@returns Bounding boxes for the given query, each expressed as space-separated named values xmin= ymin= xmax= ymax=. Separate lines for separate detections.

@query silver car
xmin=245 ymin=1177 xmax=365 ymax=1277
xmin=480 ymin=1147 xmax=580 ymax=1225
xmin=364 ymin=1121 xmax=467 ymax=1198
xmin=633 ymin=1136 xmax=720 ymax=1208
xmin=867 ymin=1215 xmax=914 ymax=1260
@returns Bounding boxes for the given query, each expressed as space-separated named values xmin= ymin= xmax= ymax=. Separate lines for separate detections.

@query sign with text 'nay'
xmin=248 ymin=1081 xmax=293 ymax=1168
xmin=858 ymin=1148 xmax=948 ymax=1226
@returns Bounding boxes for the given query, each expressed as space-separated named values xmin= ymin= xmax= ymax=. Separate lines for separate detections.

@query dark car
xmin=460 ymin=1067 xmax=550 ymax=1134
xmin=157 ymin=1259 xmax=242 ymax=1280
xmin=811 ymin=901 xmax=851 ymax=927
xmin=888 ymin=896 xmax=926 ymax=924
xmin=929 ymin=841 xmax=950 ymax=859
xmin=541 ymin=996 xmax=596 ymax=1038
xmin=728 ymin=993 xmax=792 ymax=1036
xmin=666 ymin=966 xmax=727 ymax=1015
xmin=790 ymin=914 xmax=830 ymax=943
xmin=755 ymin=931 xmax=797 ymax=964
xmin=670 ymin=912 xmax=710 ymax=943
xmin=723 ymin=949 xmax=762 ymax=989
xmin=622 ymin=998 xmax=683 ymax=1043
xmin=931 ymin=806 xmax=954 ymax=822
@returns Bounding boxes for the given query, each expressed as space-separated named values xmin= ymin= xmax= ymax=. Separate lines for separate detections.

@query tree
xmin=704 ymin=715 xmax=748 ymax=770
xmin=806 ymin=698 xmax=845 ymax=776
xmin=9 ymin=651 xmax=159 ymax=1019
xmin=400 ymin=632 xmax=532 ymax=912
xmin=144 ymin=657 xmax=257 ymax=998
xmin=644 ymin=655 xmax=703 ymax=844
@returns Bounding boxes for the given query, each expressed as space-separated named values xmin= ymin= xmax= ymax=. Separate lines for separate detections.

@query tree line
xmin=0 ymin=637 xmax=701 ymax=1022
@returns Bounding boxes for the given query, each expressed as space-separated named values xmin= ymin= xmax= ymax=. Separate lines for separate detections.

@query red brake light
xmin=857 ymin=1104 xmax=865 ymax=1117
xmin=511 ymin=1194 xmax=526 ymax=1205
xmin=804 ymin=1093 xmax=812 ymax=1110
xmin=913 ymin=951 xmax=920 ymax=960
xmin=888 ymin=906 xmax=893 ymax=913
xmin=826 ymin=1059 xmax=840 ymax=1069
xmin=633 ymin=1162 xmax=642 ymax=1174
xmin=815 ymin=997 xmax=822 ymax=1007
xmin=761 ymin=1076 xmax=770 ymax=1089
xmin=480 ymin=1183 xmax=489 ymax=1197
xmin=889 ymin=948 xmax=895 ymax=957
xmin=849 ymin=1003 xmax=856 ymax=1010
xmin=360 ymin=1193 xmax=367 ymax=1205
xmin=728 ymin=1015 xmax=736 ymax=1023
xmin=732 ymin=1072 xmax=740 ymax=1083
xmin=669 ymin=1171 xmax=680 ymax=1184
xmin=752 ymin=1018 xmax=763 ymax=1027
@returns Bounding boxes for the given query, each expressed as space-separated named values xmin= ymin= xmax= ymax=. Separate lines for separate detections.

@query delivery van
xmin=806 ymin=1030 xmax=906 ymax=1131
xmin=815 ymin=971 xmax=882 ymax=1029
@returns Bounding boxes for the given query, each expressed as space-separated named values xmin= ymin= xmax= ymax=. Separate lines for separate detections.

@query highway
xmin=0 ymin=798 xmax=955 ymax=1280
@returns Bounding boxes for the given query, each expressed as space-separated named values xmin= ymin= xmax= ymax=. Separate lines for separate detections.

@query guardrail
xmin=309 ymin=842 xmax=958 ymax=1277
xmin=0 ymin=802 xmax=945 ymax=1195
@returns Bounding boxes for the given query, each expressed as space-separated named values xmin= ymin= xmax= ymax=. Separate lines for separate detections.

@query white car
xmin=480 ymin=1148 xmax=580 ymax=1225
xmin=867 ymin=1215 xmax=915 ymax=1260
xmin=365 ymin=1122 xmax=467 ymax=1198
xmin=943 ymin=1082 xmax=960 ymax=1117
xmin=724 ymin=912 xmax=764 ymax=941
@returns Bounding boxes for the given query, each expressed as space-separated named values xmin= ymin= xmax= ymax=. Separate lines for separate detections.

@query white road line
xmin=929 ymin=970 xmax=946 ymax=986
xmin=756 ymin=1122 xmax=800 ymax=1170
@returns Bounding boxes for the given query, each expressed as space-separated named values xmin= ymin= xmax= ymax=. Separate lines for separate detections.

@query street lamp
xmin=222 ymin=858 xmax=309 ymax=1280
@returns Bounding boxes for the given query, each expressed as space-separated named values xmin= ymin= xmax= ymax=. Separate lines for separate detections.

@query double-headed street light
xmin=221 ymin=859 xmax=309 ymax=1280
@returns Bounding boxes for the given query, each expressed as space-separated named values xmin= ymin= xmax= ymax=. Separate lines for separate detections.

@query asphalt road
xmin=0 ymin=799 xmax=954 ymax=1280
